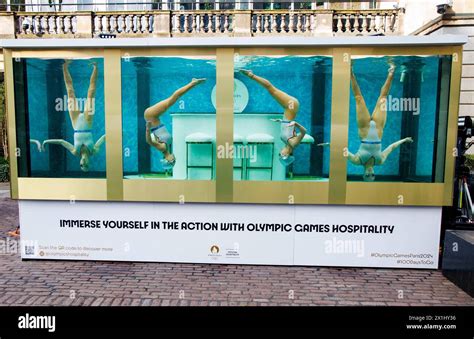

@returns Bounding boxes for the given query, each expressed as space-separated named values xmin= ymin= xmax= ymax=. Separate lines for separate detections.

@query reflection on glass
xmin=233 ymin=55 xmax=332 ymax=181
xmin=14 ymin=58 xmax=106 ymax=178
xmin=347 ymin=55 xmax=452 ymax=182
xmin=122 ymin=56 xmax=216 ymax=180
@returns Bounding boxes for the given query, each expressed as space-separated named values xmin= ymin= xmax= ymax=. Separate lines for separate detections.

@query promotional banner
xmin=19 ymin=201 xmax=441 ymax=269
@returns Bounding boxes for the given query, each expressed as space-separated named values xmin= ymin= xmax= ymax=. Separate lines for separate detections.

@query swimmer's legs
xmin=63 ymin=60 xmax=80 ymax=126
xmin=144 ymin=78 xmax=206 ymax=126
xmin=372 ymin=64 xmax=395 ymax=139
xmin=84 ymin=61 xmax=98 ymax=126
xmin=240 ymin=69 xmax=299 ymax=121
xmin=351 ymin=68 xmax=371 ymax=139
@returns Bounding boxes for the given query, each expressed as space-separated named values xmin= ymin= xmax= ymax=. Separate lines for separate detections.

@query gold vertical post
xmin=3 ymin=49 xmax=18 ymax=199
xmin=328 ymin=48 xmax=351 ymax=204
xmin=443 ymin=46 xmax=463 ymax=205
xmin=104 ymin=49 xmax=124 ymax=200
xmin=215 ymin=48 xmax=234 ymax=203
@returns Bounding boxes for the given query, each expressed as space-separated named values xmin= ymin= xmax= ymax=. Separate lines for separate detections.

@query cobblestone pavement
xmin=0 ymin=185 xmax=473 ymax=306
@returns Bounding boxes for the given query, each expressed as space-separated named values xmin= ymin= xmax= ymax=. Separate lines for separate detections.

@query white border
xmin=0 ymin=35 xmax=468 ymax=49
xmin=19 ymin=200 xmax=442 ymax=269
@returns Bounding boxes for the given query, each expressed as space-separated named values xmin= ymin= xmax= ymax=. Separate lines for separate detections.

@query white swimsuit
xmin=280 ymin=120 xmax=296 ymax=145
xmin=356 ymin=120 xmax=383 ymax=165
xmin=73 ymin=113 xmax=94 ymax=154
xmin=150 ymin=124 xmax=172 ymax=149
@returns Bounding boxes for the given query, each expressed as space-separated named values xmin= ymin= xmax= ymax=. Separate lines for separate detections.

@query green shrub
xmin=0 ymin=159 xmax=8 ymax=182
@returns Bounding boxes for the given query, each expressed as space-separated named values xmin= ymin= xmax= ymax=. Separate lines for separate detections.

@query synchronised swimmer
xmin=346 ymin=61 xmax=413 ymax=181
xmin=42 ymin=60 xmax=105 ymax=172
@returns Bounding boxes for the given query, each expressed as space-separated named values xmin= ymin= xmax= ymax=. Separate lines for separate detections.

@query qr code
xmin=25 ymin=245 xmax=35 ymax=255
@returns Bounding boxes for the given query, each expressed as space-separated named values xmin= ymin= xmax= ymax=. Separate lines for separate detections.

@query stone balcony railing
xmin=0 ymin=8 xmax=403 ymax=39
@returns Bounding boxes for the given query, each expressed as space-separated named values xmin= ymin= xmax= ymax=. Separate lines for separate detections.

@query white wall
xmin=430 ymin=25 xmax=474 ymax=154
xmin=401 ymin=0 xmax=442 ymax=35
xmin=401 ymin=0 xmax=474 ymax=35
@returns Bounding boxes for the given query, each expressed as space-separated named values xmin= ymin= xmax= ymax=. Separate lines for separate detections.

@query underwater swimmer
xmin=144 ymin=78 xmax=206 ymax=170
xmin=239 ymin=69 xmax=307 ymax=167
xmin=43 ymin=60 xmax=105 ymax=172
xmin=347 ymin=61 xmax=413 ymax=181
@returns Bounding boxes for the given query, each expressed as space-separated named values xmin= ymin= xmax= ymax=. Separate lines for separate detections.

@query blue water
xmin=122 ymin=56 xmax=217 ymax=174
xmin=20 ymin=54 xmax=447 ymax=182
xmin=25 ymin=58 xmax=106 ymax=177
xmin=122 ymin=55 xmax=332 ymax=177
xmin=234 ymin=55 xmax=332 ymax=177
xmin=348 ymin=55 xmax=449 ymax=181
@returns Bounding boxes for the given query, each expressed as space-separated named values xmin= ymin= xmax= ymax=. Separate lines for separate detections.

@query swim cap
xmin=160 ymin=158 xmax=176 ymax=170
xmin=279 ymin=154 xmax=295 ymax=167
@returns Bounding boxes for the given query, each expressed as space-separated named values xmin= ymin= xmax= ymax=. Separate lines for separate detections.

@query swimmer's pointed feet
xmin=388 ymin=62 xmax=396 ymax=74
xmin=405 ymin=137 xmax=414 ymax=143
xmin=191 ymin=78 xmax=206 ymax=85
xmin=387 ymin=56 xmax=396 ymax=72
